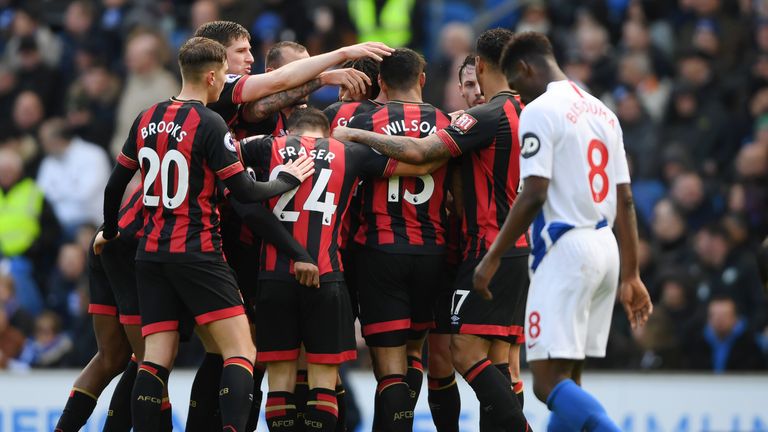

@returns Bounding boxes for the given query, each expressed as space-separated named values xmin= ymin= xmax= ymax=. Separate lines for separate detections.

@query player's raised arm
xmin=615 ymin=183 xmax=653 ymax=328
xmin=333 ymin=126 xmax=450 ymax=164
xmin=473 ymin=176 xmax=549 ymax=299
xmin=240 ymin=42 xmax=393 ymax=103
xmin=241 ymin=68 xmax=372 ymax=123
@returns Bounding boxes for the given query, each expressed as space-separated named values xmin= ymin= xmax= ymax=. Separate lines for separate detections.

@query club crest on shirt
xmin=224 ymin=132 xmax=236 ymax=152
xmin=450 ymin=113 xmax=477 ymax=134
xmin=521 ymin=132 xmax=540 ymax=158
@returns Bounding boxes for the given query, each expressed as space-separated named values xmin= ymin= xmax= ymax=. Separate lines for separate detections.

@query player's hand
xmin=294 ymin=261 xmax=320 ymax=288
xmin=338 ymin=42 xmax=394 ymax=62
xmin=472 ymin=254 xmax=500 ymax=300
xmin=619 ymin=275 xmax=653 ymax=329
xmin=332 ymin=126 xmax=355 ymax=142
xmin=93 ymin=230 xmax=117 ymax=255
xmin=282 ymin=155 xmax=315 ymax=183
xmin=319 ymin=68 xmax=371 ymax=97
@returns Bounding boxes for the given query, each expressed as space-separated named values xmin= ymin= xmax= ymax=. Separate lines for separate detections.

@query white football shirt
xmin=519 ymin=80 xmax=630 ymax=270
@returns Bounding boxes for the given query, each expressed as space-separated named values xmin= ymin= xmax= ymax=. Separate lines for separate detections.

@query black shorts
xmin=449 ymin=255 xmax=529 ymax=344
xmin=431 ymin=264 xmax=458 ymax=335
xmin=355 ymin=247 xmax=447 ymax=347
xmin=222 ymin=239 xmax=260 ymax=320
xmin=135 ymin=260 xmax=245 ymax=337
xmin=100 ymin=238 xmax=141 ymax=325
xmin=340 ymin=246 xmax=359 ymax=319
xmin=255 ymin=279 xmax=357 ymax=364
xmin=87 ymin=236 xmax=118 ymax=318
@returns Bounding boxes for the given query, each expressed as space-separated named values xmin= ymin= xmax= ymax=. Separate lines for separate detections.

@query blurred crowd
xmin=0 ymin=0 xmax=766 ymax=373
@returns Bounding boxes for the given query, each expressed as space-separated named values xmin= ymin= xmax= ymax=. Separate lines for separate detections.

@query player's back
xmin=323 ymin=99 xmax=382 ymax=134
xmin=259 ymin=135 xmax=357 ymax=280
xmin=126 ymin=98 xmax=241 ymax=261
xmin=523 ymin=81 xmax=628 ymax=228
xmin=349 ymin=101 xmax=451 ymax=253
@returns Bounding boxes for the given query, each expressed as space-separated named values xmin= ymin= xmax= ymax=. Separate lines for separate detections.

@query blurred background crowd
xmin=0 ymin=0 xmax=767 ymax=373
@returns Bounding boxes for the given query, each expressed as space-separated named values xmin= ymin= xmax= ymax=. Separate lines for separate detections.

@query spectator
xmin=15 ymin=310 xmax=73 ymax=368
xmin=0 ymin=147 xmax=60 ymax=315
xmin=618 ymin=19 xmax=673 ymax=78
xmin=11 ymin=90 xmax=45 ymax=171
xmin=109 ymin=29 xmax=179 ymax=156
xmin=65 ymin=64 xmax=121 ymax=149
xmin=614 ymin=51 xmax=671 ymax=122
xmin=46 ymin=243 xmax=88 ymax=327
xmin=572 ymin=14 xmax=616 ymax=95
xmin=0 ymin=274 xmax=34 ymax=336
xmin=613 ymin=86 xmax=659 ymax=179
xmin=676 ymin=0 xmax=746 ymax=77
xmin=669 ymin=171 xmax=723 ymax=231
xmin=59 ymin=0 xmax=104 ymax=86
xmin=15 ymin=36 xmax=61 ymax=117
xmin=36 ymin=118 xmax=110 ymax=237
xmin=690 ymin=224 xmax=766 ymax=329
xmin=0 ymin=301 xmax=25 ymax=369
xmin=0 ymin=65 xmax=18 ymax=126
xmin=684 ymin=296 xmax=765 ymax=372
xmin=2 ymin=5 xmax=62 ymax=70
xmin=650 ymin=198 xmax=691 ymax=268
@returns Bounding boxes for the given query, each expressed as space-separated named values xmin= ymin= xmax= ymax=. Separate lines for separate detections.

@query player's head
xmin=265 ymin=41 xmax=309 ymax=71
xmin=500 ymin=31 xmax=558 ymax=104
xmin=458 ymin=54 xmax=484 ymax=108
xmin=474 ymin=28 xmax=514 ymax=89
xmin=287 ymin=107 xmax=330 ymax=138
xmin=178 ymin=37 xmax=228 ymax=103
xmin=378 ymin=48 xmax=426 ymax=96
xmin=339 ymin=57 xmax=380 ymax=101
xmin=194 ymin=20 xmax=253 ymax=75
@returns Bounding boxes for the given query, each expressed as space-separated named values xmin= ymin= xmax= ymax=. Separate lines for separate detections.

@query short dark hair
xmin=458 ymin=54 xmax=476 ymax=83
xmin=178 ymin=37 xmax=227 ymax=81
xmin=476 ymin=28 xmax=515 ymax=69
xmin=287 ymin=107 xmax=330 ymax=135
xmin=500 ymin=31 xmax=555 ymax=78
xmin=342 ymin=57 xmax=380 ymax=99
xmin=379 ymin=48 xmax=425 ymax=91
xmin=194 ymin=20 xmax=250 ymax=47
xmin=266 ymin=41 xmax=307 ymax=69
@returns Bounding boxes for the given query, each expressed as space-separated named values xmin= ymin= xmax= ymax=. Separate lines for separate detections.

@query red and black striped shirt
xmin=232 ymin=111 xmax=287 ymax=141
xmin=323 ymin=99 xmax=383 ymax=134
xmin=117 ymin=185 xmax=144 ymax=240
xmin=349 ymin=101 xmax=452 ymax=254
xmin=117 ymin=98 xmax=244 ymax=262
xmin=435 ymin=91 xmax=530 ymax=259
xmin=207 ymin=74 xmax=251 ymax=127
xmin=237 ymin=135 xmax=394 ymax=281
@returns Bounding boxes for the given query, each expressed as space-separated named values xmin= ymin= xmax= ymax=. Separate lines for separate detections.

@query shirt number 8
xmin=587 ymin=139 xmax=609 ymax=203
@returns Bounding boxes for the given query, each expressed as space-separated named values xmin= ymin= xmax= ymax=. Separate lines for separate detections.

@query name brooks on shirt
xmin=141 ymin=120 xmax=188 ymax=143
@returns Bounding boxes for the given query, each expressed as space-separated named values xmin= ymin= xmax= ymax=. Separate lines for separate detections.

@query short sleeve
xmin=518 ymin=103 xmax=557 ymax=180
xmin=348 ymin=142 xmax=392 ymax=178
xmin=614 ymin=123 xmax=631 ymax=185
xmin=207 ymin=74 xmax=248 ymax=125
xmin=435 ymin=108 xmax=497 ymax=157
xmin=116 ymin=113 xmax=142 ymax=170
xmin=205 ymin=112 xmax=244 ymax=180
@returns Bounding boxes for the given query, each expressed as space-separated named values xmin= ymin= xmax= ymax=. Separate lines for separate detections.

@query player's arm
xmin=228 ymin=197 xmax=320 ymax=287
xmin=473 ymin=176 xmax=549 ymax=299
xmin=388 ymin=157 xmax=450 ymax=177
xmin=222 ymin=156 xmax=314 ymax=203
xmin=240 ymin=42 xmax=393 ymax=102
xmin=101 ymin=115 xmax=142 ymax=245
xmin=615 ymin=183 xmax=652 ymax=328
xmin=334 ymin=126 xmax=451 ymax=164
xmin=240 ymin=68 xmax=372 ymax=123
